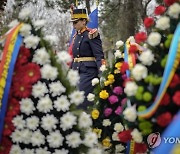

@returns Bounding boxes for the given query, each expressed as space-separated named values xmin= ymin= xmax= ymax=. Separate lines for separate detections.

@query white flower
xmin=60 ymin=112 xmax=77 ymax=131
xmin=124 ymin=81 xmax=138 ymax=96
xmin=78 ymin=112 xmax=92 ymax=128
xmin=41 ymin=114 xmax=58 ymax=131
xmin=44 ymin=35 xmax=58 ymax=45
xmin=156 ymin=16 xmax=170 ymax=30
xmin=67 ymin=69 xmax=80 ymax=86
xmin=19 ymin=24 xmax=32 ymax=37
xmin=26 ymin=116 xmax=39 ymax=130
xmin=168 ymin=3 xmax=180 ymax=19
xmin=100 ymin=64 xmax=107 ymax=72
xmin=8 ymin=19 xmax=19 ymax=28
xmin=69 ymin=90 xmax=85 ymax=105
xmin=114 ymin=50 xmax=123 ymax=58
xmin=128 ymin=36 xmax=135 ymax=43
xmin=88 ymin=148 xmax=102 ymax=154
xmin=49 ymin=81 xmax=66 ymax=97
xmin=139 ymin=49 xmax=154 ymax=66
xmin=123 ymin=106 xmax=137 ymax=122
xmin=41 ymin=64 xmax=58 ymax=80
xmin=92 ymin=78 xmax=99 ymax=86
xmin=132 ymin=64 xmax=148 ymax=81
xmin=84 ymin=132 xmax=98 ymax=147
xmin=36 ymin=148 xmax=51 ymax=154
xmin=53 ymin=149 xmax=69 ymax=154
xmin=116 ymin=40 xmax=124 ymax=48
xmin=33 ymin=48 xmax=50 ymax=65
xmin=31 ymin=130 xmax=45 ymax=146
xmin=24 ymin=35 xmax=40 ymax=49
xmin=66 ymin=132 xmax=82 ymax=148
xmin=37 ymin=95 xmax=53 ymax=113
xmin=115 ymin=144 xmax=125 ymax=152
xmin=131 ymin=129 xmax=143 ymax=143
xmin=114 ymin=123 xmax=124 ymax=132
xmin=87 ymin=93 xmax=95 ymax=102
xmin=54 ymin=95 xmax=70 ymax=112
xmin=20 ymin=98 xmax=35 ymax=115
xmin=10 ymin=145 xmax=22 ymax=154
xmin=112 ymin=132 xmax=119 ymax=141
xmin=11 ymin=129 xmax=23 ymax=143
xmin=103 ymin=119 xmax=111 ymax=127
xmin=47 ymin=130 xmax=64 ymax=148
xmin=19 ymin=7 xmax=31 ymax=20
xmin=23 ymin=148 xmax=35 ymax=154
xmin=12 ymin=115 xmax=25 ymax=129
xmin=147 ymin=32 xmax=161 ymax=46
xmin=20 ymin=129 xmax=32 ymax=144
xmin=56 ymin=51 xmax=72 ymax=63
xmin=33 ymin=20 xmax=46 ymax=30
xmin=32 ymin=81 xmax=48 ymax=98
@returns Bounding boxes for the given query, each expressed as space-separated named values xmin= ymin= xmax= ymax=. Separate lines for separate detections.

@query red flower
xmin=173 ymin=91 xmax=180 ymax=106
xmin=129 ymin=45 xmax=138 ymax=54
xmin=120 ymin=62 xmax=129 ymax=74
xmin=19 ymin=46 xmax=31 ymax=58
xmin=135 ymin=32 xmax=147 ymax=44
xmin=160 ymin=93 xmax=170 ymax=106
xmin=13 ymin=82 xmax=32 ymax=98
xmin=157 ymin=112 xmax=172 ymax=127
xmin=3 ymin=117 xmax=15 ymax=136
xmin=0 ymin=137 xmax=12 ymax=154
xmin=164 ymin=0 xmax=176 ymax=6
xmin=118 ymin=130 xmax=132 ymax=143
xmin=23 ymin=63 xmax=41 ymax=84
xmin=169 ymin=74 xmax=180 ymax=88
xmin=144 ymin=17 xmax=154 ymax=28
xmin=6 ymin=98 xmax=20 ymax=117
xmin=154 ymin=5 xmax=166 ymax=15
xmin=134 ymin=142 xmax=148 ymax=153
xmin=15 ymin=46 xmax=31 ymax=67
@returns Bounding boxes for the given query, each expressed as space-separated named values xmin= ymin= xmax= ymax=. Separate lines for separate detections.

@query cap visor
xmin=69 ymin=18 xmax=79 ymax=22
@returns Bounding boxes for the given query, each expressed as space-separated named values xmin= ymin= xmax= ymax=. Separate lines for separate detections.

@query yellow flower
xmin=91 ymin=109 xmax=100 ymax=119
xmin=104 ymin=80 xmax=110 ymax=86
xmin=99 ymin=90 xmax=109 ymax=99
xmin=114 ymin=69 xmax=120 ymax=74
xmin=108 ymin=79 xmax=115 ymax=84
xmin=93 ymin=128 xmax=102 ymax=138
xmin=102 ymin=137 xmax=112 ymax=148
xmin=108 ymin=74 xmax=114 ymax=80
xmin=115 ymin=62 xmax=122 ymax=70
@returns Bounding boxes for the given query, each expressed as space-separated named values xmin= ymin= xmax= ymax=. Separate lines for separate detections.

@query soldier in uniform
xmin=70 ymin=8 xmax=105 ymax=110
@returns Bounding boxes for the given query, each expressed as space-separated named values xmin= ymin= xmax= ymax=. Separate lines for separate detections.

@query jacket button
xmin=77 ymin=55 xmax=79 ymax=57
xmin=77 ymin=48 xmax=79 ymax=50
xmin=78 ymin=41 xmax=80 ymax=43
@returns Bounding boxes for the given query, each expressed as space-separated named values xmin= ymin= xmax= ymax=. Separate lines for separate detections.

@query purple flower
xmin=113 ymin=86 xmax=123 ymax=95
xmin=108 ymin=95 xmax=119 ymax=104
xmin=104 ymin=108 xmax=112 ymax=117
xmin=122 ymin=74 xmax=127 ymax=80
xmin=115 ymin=106 xmax=122 ymax=115
xmin=121 ymin=98 xmax=127 ymax=106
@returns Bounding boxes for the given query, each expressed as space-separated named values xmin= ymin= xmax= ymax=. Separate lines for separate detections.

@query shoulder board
xmin=88 ymin=28 xmax=99 ymax=39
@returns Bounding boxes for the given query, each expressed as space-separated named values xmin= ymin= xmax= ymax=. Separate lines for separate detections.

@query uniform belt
xmin=73 ymin=57 xmax=96 ymax=62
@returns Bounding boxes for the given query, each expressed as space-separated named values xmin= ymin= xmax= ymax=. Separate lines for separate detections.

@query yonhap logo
xmin=147 ymin=132 xmax=161 ymax=148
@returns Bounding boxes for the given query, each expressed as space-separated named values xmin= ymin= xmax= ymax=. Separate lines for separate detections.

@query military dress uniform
xmin=70 ymin=9 xmax=104 ymax=110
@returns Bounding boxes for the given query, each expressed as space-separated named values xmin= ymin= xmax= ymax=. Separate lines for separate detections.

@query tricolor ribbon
xmin=0 ymin=24 xmax=23 ymax=141
xmin=138 ymin=23 xmax=180 ymax=118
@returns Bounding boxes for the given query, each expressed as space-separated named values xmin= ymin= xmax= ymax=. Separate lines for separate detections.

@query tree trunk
xmin=85 ymin=0 xmax=91 ymax=14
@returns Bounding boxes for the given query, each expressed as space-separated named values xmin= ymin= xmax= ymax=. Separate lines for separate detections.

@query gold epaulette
xmin=88 ymin=28 xmax=99 ymax=39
